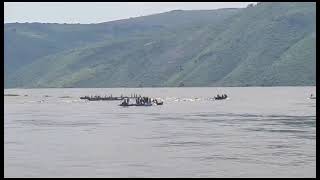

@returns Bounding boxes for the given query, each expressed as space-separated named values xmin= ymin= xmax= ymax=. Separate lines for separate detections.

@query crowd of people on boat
xmin=136 ymin=96 xmax=152 ymax=105
xmin=119 ymin=96 xmax=163 ymax=106
xmin=214 ymin=94 xmax=228 ymax=100
xmin=120 ymin=98 xmax=130 ymax=106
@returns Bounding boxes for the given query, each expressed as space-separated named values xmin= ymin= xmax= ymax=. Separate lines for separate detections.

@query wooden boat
xmin=119 ymin=102 xmax=153 ymax=107
xmin=80 ymin=96 xmax=125 ymax=101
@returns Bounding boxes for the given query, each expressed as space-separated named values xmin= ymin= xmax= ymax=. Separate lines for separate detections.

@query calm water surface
xmin=4 ymin=87 xmax=316 ymax=177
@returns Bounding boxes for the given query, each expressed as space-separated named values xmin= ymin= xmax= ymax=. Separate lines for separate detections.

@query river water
xmin=4 ymin=87 xmax=316 ymax=177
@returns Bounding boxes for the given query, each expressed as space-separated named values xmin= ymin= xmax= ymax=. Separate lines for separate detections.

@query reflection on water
xmin=4 ymin=87 xmax=316 ymax=178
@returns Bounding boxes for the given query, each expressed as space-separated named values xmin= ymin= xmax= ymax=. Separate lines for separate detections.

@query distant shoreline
xmin=4 ymin=85 xmax=317 ymax=90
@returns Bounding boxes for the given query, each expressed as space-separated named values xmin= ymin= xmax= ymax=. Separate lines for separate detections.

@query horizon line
xmin=4 ymin=7 xmax=242 ymax=25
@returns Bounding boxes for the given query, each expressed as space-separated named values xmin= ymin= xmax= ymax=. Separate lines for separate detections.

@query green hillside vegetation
xmin=4 ymin=2 xmax=316 ymax=88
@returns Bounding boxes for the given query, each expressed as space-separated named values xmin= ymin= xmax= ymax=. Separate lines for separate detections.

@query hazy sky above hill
xmin=4 ymin=2 xmax=257 ymax=24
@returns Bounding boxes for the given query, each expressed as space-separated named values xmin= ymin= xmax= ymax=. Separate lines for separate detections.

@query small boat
xmin=80 ymin=96 xmax=88 ymax=100
xmin=210 ymin=94 xmax=228 ymax=101
xmin=214 ymin=97 xmax=228 ymax=100
xmin=309 ymin=94 xmax=316 ymax=99
xmin=59 ymin=96 xmax=72 ymax=98
xmin=152 ymin=98 xmax=164 ymax=105
xmin=156 ymin=101 xmax=163 ymax=105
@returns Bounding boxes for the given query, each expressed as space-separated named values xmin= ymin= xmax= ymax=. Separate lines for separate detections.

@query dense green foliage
xmin=4 ymin=2 xmax=316 ymax=88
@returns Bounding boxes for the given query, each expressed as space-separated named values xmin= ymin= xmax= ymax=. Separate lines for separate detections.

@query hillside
xmin=4 ymin=2 xmax=316 ymax=88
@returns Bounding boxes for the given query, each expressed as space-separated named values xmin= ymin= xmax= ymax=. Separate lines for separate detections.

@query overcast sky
xmin=4 ymin=2 xmax=257 ymax=24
